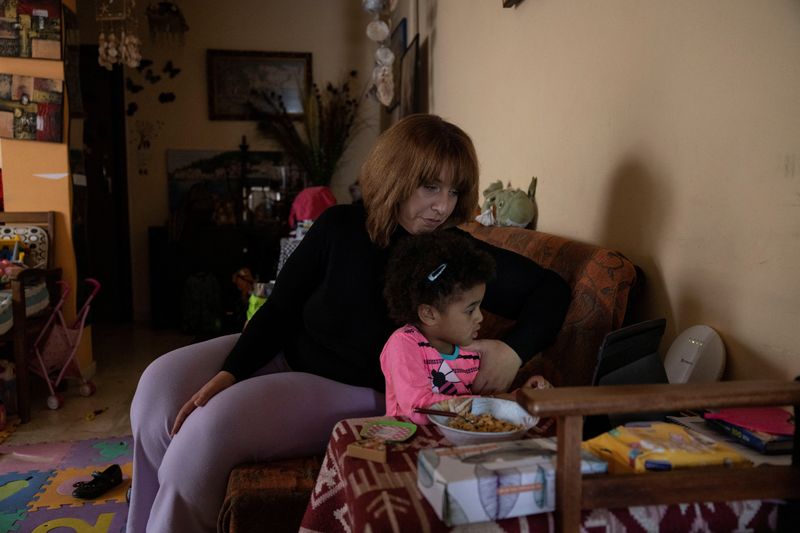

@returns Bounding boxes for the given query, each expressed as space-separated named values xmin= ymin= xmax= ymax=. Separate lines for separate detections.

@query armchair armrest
xmin=516 ymin=380 xmax=800 ymax=533
xmin=516 ymin=380 xmax=800 ymax=417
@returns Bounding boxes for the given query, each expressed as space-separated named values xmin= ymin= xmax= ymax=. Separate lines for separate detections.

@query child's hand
xmin=521 ymin=375 xmax=553 ymax=390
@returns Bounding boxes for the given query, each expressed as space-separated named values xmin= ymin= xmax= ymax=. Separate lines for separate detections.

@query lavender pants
xmin=127 ymin=334 xmax=385 ymax=533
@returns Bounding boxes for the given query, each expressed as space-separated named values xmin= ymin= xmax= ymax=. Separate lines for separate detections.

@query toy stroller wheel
xmin=46 ymin=394 xmax=63 ymax=410
xmin=79 ymin=382 xmax=96 ymax=397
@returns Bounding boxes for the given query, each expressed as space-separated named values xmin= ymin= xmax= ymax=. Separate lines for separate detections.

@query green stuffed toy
xmin=476 ymin=176 xmax=538 ymax=228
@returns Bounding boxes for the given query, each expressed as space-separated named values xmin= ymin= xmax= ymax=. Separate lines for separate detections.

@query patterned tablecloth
xmin=300 ymin=417 xmax=781 ymax=532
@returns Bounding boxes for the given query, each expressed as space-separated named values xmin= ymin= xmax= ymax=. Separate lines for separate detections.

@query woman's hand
xmin=463 ymin=339 xmax=522 ymax=394
xmin=170 ymin=371 xmax=236 ymax=436
xmin=521 ymin=374 xmax=553 ymax=390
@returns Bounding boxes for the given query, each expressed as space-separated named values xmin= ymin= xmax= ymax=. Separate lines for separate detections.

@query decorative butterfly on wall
xmin=145 ymin=69 xmax=161 ymax=84
xmin=126 ymin=77 xmax=143 ymax=93
xmin=163 ymin=60 xmax=181 ymax=78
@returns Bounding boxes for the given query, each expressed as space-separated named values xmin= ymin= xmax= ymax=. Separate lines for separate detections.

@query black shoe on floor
xmin=72 ymin=464 xmax=123 ymax=499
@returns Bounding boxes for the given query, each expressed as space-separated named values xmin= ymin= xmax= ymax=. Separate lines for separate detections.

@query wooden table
xmin=300 ymin=414 xmax=784 ymax=532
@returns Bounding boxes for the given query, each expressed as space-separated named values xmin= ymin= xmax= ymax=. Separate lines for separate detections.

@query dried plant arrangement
xmin=252 ymin=71 xmax=363 ymax=187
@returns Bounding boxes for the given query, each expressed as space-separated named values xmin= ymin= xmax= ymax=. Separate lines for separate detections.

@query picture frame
xmin=399 ymin=34 xmax=419 ymax=118
xmin=0 ymin=72 xmax=63 ymax=142
xmin=0 ymin=0 xmax=62 ymax=59
xmin=387 ymin=18 xmax=407 ymax=111
xmin=206 ymin=49 xmax=312 ymax=121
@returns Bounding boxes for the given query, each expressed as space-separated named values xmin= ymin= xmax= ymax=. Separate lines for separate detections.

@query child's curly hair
xmin=384 ymin=232 xmax=496 ymax=325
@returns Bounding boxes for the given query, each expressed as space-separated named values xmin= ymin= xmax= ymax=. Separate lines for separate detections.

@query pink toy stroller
xmin=30 ymin=278 xmax=101 ymax=410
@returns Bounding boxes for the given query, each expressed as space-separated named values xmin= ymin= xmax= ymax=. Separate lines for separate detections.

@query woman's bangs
xmin=446 ymin=152 xmax=476 ymax=194
xmin=410 ymin=130 xmax=476 ymax=193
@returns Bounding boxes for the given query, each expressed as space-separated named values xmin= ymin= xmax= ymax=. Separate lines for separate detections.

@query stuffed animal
xmin=476 ymin=176 xmax=538 ymax=228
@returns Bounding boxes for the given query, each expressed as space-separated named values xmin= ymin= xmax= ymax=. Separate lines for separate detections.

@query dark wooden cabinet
xmin=149 ymin=221 xmax=284 ymax=333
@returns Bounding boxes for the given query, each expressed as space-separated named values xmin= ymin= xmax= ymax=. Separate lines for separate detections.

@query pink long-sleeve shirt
xmin=380 ymin=325 xmax=480 ymax=425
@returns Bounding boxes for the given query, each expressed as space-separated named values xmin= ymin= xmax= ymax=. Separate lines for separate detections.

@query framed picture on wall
xmin=399 ymin=34 xmax=419 ymax=118
xmin=0 ymin=73 xmax=63 ymax=142
xmin=387 ymin=18 xmax=407 ymax=111
xmin=207 ymin=49 xmax=312 ymax=121
xmin=0 ymin=0 xmax=62 ymax=59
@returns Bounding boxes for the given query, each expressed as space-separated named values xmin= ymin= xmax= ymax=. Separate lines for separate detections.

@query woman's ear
xmin=417 ymin=304 xmax=439 ymax=326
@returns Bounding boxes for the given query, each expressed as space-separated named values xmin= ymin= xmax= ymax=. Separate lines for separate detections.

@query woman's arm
xmin=464 ymin=339 xmax=524 ymax=393
xmin=172 ymin=208 xmax=345 ymax=435
xmin=458 ymin=230 xmax=570 ymax=392
xmin=171 ymin=370 xmax=235 ymax=435
xmin=471 ymin=236 xmax=571 ymax=362
xmin=220 ymin=207 xmax=337 ymax=380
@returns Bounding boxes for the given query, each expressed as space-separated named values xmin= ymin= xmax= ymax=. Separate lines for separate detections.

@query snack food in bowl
xmin=427 ymin=397 xmax=538 ymax=445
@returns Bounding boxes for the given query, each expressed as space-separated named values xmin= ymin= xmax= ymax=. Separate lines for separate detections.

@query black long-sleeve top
xmin=222 ymin=203 xmax=570 ymax=391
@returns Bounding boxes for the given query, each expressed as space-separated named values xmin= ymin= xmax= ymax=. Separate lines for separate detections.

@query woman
xmin=128 ymin=114 xmax=570 ymax=532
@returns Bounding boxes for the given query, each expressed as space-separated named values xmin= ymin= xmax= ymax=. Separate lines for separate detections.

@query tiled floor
xmin=4 ymin=323 xmax=193 ymax=446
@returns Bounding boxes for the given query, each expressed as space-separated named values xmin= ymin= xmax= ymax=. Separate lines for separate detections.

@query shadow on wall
xmin=674 ymin=285 xmax=787 ymax=381
xmin=346 ymin=1 xmax=371 ymax=70
xmin=717 ymin=333 xmax=789 ymax=381
xmin=597 ymin=157 xmax=675 ymax=343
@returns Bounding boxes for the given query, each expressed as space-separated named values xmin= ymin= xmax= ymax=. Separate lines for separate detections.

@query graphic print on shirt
xmin=431 ymin=360 xmax=462 ymax=395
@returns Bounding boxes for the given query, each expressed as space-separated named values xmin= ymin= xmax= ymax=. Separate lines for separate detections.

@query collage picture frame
xmin=0 ymin=73 xmax=63 ymax=142
xmin=0 ymin=0 xmax=62 ymax=60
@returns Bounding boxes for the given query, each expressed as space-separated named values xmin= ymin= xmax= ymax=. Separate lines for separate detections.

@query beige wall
xmin=74 ymin=1 xmax=799 ymax=380
xmin=423 ymin=0 xmax=800 ymax=380
xmin=76 ymin=0 xmax=381 ymax=320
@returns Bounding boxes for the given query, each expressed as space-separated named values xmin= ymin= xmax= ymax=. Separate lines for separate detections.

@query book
xmin=703 ymin=416 xmax=793 ymax=455
xmin=705 ymin=407 xmax=794 ymax=435
xmin=666 ymin=415 xmax=791 ymax=466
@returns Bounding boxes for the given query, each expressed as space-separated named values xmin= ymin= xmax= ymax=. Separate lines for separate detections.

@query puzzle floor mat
xmin=0 ymin=435 xmax=131 ymax=532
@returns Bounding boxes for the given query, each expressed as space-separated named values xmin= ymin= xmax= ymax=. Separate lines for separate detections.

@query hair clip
xmin=427 ymin=263 xmax=447 ymax=282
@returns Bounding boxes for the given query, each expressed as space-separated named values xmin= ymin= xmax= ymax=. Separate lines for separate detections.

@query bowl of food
xmin=425 ymin=397 xmax=538 ymax=445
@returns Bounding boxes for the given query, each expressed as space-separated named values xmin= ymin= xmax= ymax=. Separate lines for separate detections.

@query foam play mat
xmin=0 ymin=435 xmax=131 ymax=532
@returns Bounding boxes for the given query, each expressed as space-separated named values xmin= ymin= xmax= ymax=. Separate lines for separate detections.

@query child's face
xmin=432 ymin=283 xmax=486 ymax=348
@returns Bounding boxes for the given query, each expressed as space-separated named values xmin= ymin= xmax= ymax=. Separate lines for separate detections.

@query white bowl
xmin=427 ymin=397 xmax=538 ymax=446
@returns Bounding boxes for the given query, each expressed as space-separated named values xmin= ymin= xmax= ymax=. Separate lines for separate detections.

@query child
xmin=381 ymin=232 xmax=548 ymax=425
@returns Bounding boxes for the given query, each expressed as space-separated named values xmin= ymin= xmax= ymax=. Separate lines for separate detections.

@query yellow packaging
xmin=582 ymin=422 xmax=751 ymax=473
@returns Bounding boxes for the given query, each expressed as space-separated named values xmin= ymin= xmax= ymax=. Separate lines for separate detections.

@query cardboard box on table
xmin=417 ymin=438 xmax=606 ymax=526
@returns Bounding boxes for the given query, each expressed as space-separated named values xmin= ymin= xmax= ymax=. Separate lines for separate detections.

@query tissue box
xmin=417 ymin=438 xmax=606 ymax=526
xmin=418 ymin=442 xmax=554 ymax=526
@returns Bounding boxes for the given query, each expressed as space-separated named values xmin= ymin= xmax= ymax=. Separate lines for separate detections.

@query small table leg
xmin=556 ymin=415 xmax=583 ymax=532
